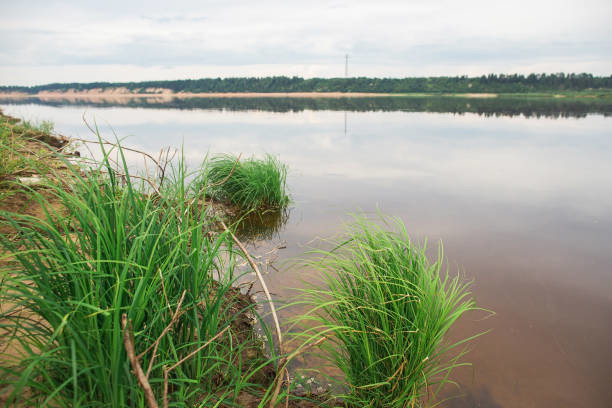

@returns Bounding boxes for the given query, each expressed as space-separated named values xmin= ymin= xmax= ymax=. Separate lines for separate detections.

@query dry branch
xmin=122 ymin=314 xmax=160 ymax=408
xmin=167 ymin=325 xmax=230 ymax=372
xmin=268 ymin=336 xmax=326 ymax=407
xmin=141 ymin=290 xmax=187 ymax=378
xmin=219 ymin=221 xmax=292 ymax=408
xmin=81 ymin=113 xmax=166 ymax=177
xmin=207 ymin=153 xmax=242 ymax=188
xmin=220 ymin=221 xmax=283 ymax=346
xmin=162 ymin=326 xmax=230 ymax=407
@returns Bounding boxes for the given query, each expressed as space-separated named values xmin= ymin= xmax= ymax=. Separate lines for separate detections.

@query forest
xmin=2 ymin=73 xmax=611 ymax=94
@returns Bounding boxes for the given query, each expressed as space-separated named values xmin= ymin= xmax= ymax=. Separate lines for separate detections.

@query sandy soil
xmin=0 ymin=89 xmax=399 ymax=100
xmin=442 ymin=93 xmax=498 ymax=98
xmin=0 ymin=89 xmax=503 ymax=102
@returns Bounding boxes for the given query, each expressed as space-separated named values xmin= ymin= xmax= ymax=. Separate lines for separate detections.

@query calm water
xmin=2 ymin=100 xmax=611 ymax=407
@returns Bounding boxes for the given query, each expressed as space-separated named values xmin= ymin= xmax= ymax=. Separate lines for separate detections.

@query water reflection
xmin=232 ymin=209 xmax=290 ymax=242
xmin=2 ymin=95 xmax=611 ymax=118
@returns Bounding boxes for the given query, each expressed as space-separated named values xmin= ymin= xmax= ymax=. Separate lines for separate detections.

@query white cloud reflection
xmin=2 ymin=103 xmax=610 ymax=219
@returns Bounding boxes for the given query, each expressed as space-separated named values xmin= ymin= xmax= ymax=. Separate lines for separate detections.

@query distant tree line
xmin=2 ymin=73 xmax=611 ymax=94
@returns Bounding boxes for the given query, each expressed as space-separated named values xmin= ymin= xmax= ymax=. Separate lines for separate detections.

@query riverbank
xmin=0 ymin=109 xmax=483 ymax=407
xmin=0 ymin=90 xmax=396 ymax=99
xmin=2 ymin=89 xmax=611 ymax=102
xmin=3 ymin=89 xmax=611 ymax=111
xmin=0 ymin=111 xmax=327 ymax=407
xmin=0 ymin=112 xmax=73 ymax=229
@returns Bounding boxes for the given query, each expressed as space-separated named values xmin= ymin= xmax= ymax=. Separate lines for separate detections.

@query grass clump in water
xmin=299 ymin=215 xmax=480 ymax=407
xmin=206 ymin=154 xmax=289 ymax=212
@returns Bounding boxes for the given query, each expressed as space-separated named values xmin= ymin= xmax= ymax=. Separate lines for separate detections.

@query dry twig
xmin=219 ymin=221 xmax=294 ymax=408
xmin=268 ymin=336 xmax=327 ymax=407
xmin=162 ymin=326 xmax=230 ymax=408
xmin=140 ymin=290 xmax=187 ymax=378
xmin=122 ymin=314 xmax=160 ymax=408
xmin=220 ymin=221 xmax=282 ymax=346
xmin=80 ymin=113 xmax=166 ymax=177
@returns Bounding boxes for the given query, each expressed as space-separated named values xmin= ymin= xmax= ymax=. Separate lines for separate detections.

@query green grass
xmin=206 ymin=154 xmax=289 ymax=212
xmin=0 ymin=117 xmax=29 ymax=183
xmin=296 ymin=215 xmax=481 ymax=407
xmin=0 ymin=114 xmax=62 ymax=185
xmin=0 ymin=138 xmax=278 ymax=407
xmin=0 ymin=133 xmax=26 ymax=183
xmin=20 ymin=118 xmax=55 ymax=134
xmin=0 ymin=112 xmax=486 ymax=407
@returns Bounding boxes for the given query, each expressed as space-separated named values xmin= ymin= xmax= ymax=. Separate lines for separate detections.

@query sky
xmin=1 ymin=0 xmax=611 ymax=86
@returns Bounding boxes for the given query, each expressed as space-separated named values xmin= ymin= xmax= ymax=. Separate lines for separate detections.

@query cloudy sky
xmin=1 ymin=0 xmax=611 ymax=85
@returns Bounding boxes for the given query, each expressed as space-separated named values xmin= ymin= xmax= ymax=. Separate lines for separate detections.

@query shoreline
xmin=0 ymin=90 xmax=500 ymax=100
xmin=0 ymin=110 xmax=307 ymax=407
xmin=1 ymin=89 xmax=610 ymax=102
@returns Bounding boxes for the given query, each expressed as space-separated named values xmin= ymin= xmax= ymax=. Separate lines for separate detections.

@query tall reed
xmin=298 ymin=215 xmax=480 ymax=407
xmin=0 ymin=138 xmax=275 ymax=407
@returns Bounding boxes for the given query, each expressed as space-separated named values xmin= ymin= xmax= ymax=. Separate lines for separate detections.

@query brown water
xmin=2 ymin=100 xmax=611 ymax=407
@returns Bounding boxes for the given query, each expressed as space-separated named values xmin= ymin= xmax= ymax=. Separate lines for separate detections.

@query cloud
xmin=1 ymin=0 xmax=610 ymax=84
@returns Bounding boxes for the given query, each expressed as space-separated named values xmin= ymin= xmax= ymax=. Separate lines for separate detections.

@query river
xmin=2 ymin=97 xmax=611 ymax=407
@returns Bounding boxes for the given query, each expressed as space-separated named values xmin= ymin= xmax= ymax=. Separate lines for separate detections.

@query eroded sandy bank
xmin=0 ymin=88 xmax=500 ymax=102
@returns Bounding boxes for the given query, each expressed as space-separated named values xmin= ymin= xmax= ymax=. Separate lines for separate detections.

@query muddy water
xmin=2 ymin=102 xmax=611 ymax=407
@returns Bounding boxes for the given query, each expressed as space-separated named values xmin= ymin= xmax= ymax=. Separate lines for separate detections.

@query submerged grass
xmin=206 ymin=154 xmax=289 ymax=212
xmin=0 ymin=136 xmax=278 ymax=407
xmin=297 ymin=215 xmax=481 ymax=407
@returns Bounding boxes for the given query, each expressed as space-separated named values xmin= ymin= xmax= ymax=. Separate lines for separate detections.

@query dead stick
xmin=220 ymin=220 xmax=287 ymax=408
xmin=142 ymin=290 xmax=187 ymax=378
xmin=207 ymin=153 xmax=242 ymax=188
xmin=284 ymin=368 xmax=291 ymax=408
xmin=269 ymin=336 xmax=326 ymax=407
xmin=80 ymin=114 xmax=166 ymax=176
xmin=167 ymin=326 xmax=230 ymax=372
xmin=220 ymin=221 xmax=282 ymax=346
xmin=162 ymin=326 xmax=230 ymax=406
xmin=163 ymin=366 xmax=169 ymax=408
xmin=122 ymin=314 xmax=160 ymax=408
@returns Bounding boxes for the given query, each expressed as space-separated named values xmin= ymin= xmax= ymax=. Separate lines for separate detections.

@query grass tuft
xmin=298 ymin=214 xmax=481 ymax=407
xmin=0 ymin=136 xmax=277 ymax=407
xmin=0 ymin=114 xmax=66 ymax=187
xmin=0 ymin=116 xmax=30 ymax=182
xmin=206 ymin=154 xmax=289 ymax=212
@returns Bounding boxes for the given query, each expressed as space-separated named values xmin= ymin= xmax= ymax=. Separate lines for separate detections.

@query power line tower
xmin=345 ymin=54 xmax=349 ymax=78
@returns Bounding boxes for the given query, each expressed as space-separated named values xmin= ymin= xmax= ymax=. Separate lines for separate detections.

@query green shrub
xmin=299 ymin=215 xmax=480 ymax=407
xmin=206 ymin=154 xmax=289 ymax=212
